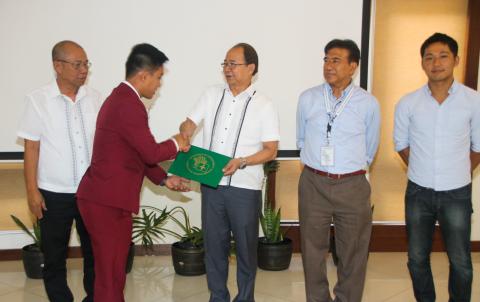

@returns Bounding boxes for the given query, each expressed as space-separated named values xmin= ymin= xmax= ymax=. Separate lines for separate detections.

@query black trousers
xmin=201 ymin=185 xmax=261 ymax=302
xmin=39 ymin=189 xmax=94 ymax=302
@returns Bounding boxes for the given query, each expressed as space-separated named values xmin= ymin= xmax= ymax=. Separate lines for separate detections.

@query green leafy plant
xmin=132 ymin=205 xmax=203 ymax=249
xmin=10 ymin=215 xmax=41 ymax=247
xmin=132 ymin=206 xmax=173 ymax=250
xmin=263 ymin=159 xmax=280 ymax=177
xmin=259 ymin=160 xmax=286 ymax=243
xmin=168 ymin=206 xmax=203 ymax=247
xmin=260 ymin=204 xmax=283 ymax=243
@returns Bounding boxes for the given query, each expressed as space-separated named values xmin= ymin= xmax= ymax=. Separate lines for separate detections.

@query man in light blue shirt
xmin=297 ymin=39 xmax=380 ymax=302
xmin=394 ymin=32 xmax=480 ymax=302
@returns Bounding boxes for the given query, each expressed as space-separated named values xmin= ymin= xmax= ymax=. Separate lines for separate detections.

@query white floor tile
xmin=0 ymin=252 xmax=479 ymax=301
xmin=0 ymin=289 xmax=49 ymax=302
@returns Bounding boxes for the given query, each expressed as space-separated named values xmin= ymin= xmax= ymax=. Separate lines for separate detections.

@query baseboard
xmin=0 ymin=244 xmax=172 ymax=261
xmin=2 ymin=224 xmax=479 ymax=261
xmin=281 ymin=224 xmax=480 ymax=253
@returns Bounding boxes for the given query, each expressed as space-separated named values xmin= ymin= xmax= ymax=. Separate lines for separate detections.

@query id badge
xmin=320 ymin=146 xmax=334 ymax=166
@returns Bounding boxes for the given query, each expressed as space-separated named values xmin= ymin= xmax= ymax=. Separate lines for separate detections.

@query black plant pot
xmin=126 ymin=242 xmax=135 ymax=273
xmin=171 ymin=241 xmax=205 ymax=276
xmin=22 ymin=244 xmax=44 ymax=279
xmin=257 ymin=237 xmax=293 ymax=271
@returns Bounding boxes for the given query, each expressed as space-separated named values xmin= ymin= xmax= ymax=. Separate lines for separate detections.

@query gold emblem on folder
xmin=187 ymin=154 xmax=215 ymax=176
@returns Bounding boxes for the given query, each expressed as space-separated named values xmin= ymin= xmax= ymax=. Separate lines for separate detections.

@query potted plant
xmin=132 ymin=205 xmax=204 ymax=276
xmin=168 ymin=206 xmax=205 ymax=276
xmin=130 ymin=206 xmax=173 ymax=272
xmin=10 ymin=215 xmax=44 ymax=279
xmin=257 ymin=160 xmax=293 ymax=271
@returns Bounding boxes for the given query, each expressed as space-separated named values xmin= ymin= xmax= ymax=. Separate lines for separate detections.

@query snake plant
xmin=10 ymin=215 xmax=41 ymax=248
xmin=259 ymin=160 xmax=284 ymax=243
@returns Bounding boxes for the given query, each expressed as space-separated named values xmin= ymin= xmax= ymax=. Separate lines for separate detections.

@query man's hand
xmin=173 ymin=133 xmax=191 ymax=152
xmin=471 ymin=151 xmax=480 ymax=173
xmin=27 ymin=189 xmax=46 ymax=219
xmin=398 ymin=147 xmax=410 ymax=166
xmin=223 ymin=158 xmax=242 ymax=176
xmin=180 ymin=118 xmax=197 ymax=140
xmin=164 ymin=175 xmax=191 ymax=192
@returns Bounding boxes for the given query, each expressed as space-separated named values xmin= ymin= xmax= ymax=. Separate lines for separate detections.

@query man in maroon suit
xmin=77 ymin=43 xmax=190 ymax=302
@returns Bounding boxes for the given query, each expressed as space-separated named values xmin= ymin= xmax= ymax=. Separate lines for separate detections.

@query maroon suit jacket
xmin=77 ymin=83 xmax=177 ymax=213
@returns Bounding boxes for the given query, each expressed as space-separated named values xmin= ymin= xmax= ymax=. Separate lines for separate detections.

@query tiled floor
xmin=0 ymin=253 xmax=478 ymax=301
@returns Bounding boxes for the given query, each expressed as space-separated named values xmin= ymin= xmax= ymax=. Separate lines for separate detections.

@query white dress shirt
xmin=394 ymin=81 xmax=480 ymax=191
xmin=17 ymin=81 xmax=102 ymax=193
xmin=188 ymin=84 xmax=280 ymax=190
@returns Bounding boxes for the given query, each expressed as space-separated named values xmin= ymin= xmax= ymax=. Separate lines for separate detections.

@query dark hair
xmin=420 ymin=33 xmax=458 ymax=57
xmin=233 ymin=43 xmax=258 ymax=75
xmin=52 ymin=40 xmax=83 ymax=61
xmin=324 ymin=39 xmax=360 ymax=64
xmin=125 ymin=43 xmax=169 ymax=78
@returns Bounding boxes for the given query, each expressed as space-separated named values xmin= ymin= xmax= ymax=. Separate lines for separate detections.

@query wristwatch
xmin=239 ymin=157 xmax=247 ymax=169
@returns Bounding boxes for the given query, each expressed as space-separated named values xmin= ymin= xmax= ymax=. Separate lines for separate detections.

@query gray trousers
xmin=201 ymin=185 xmax=261 ymax=302
xmin=299 ymin=168 xmax=372 ymax=302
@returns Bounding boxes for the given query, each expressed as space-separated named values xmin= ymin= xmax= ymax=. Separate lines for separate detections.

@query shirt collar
xmin=325 ymin=81 xmax=355 ymax=101
xmin=424 ymin=80 xmax=459 ymax=96
xmin=47 ymin=80 xmax=86 ymax=103
xmin=225 ymin=83 xmax=256 ymax=99
xmin=449 ymin=80 xmax=459 ymax=94
xmin=122 ymin=80 xmax=142 ymax=100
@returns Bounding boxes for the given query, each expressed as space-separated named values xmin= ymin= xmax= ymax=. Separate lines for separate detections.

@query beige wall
xmin=275 ymin=160 xmax=302 ymax=221
xmin=0 ymin=163 xmax=31 ymax=230
xmin=369 ymin=0 xmax=468 ymax=219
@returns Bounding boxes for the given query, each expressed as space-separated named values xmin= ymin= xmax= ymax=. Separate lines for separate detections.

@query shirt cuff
xmin=187 ymin=114 xmax=201 ymax=127
xmin=394 ymin=142 xmax=409 ymax=152
xmin=170 ymin=138 xmax=179 ymax=151
xmin=471 ymin=145 xmax=480 ymax=153
xmin=17 ymin=131 xmax=40 ymax=141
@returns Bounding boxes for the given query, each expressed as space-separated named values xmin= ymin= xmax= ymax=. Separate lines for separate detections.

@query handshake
xmin=172 ymin=133 xmax=191 ymax=152
xmin=165 ymin=133 xmax=191 ymax=192
xmin=165 ymin=119 xmax=196 ymax=192
xmin=172 ymin=118 xmax=197 ymax=153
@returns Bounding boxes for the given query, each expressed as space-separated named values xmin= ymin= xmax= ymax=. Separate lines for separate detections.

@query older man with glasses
xmin=180 ymin=43 xmax=280 ymax=302
xmin=17 ymin=40 xmax=102 ymax=302
xmin=297 ymin=39 xmax=380 ymax=302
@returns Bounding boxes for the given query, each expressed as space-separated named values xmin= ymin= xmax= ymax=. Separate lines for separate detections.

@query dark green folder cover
xmin=168 ymin=145 xmax=232 ymax=187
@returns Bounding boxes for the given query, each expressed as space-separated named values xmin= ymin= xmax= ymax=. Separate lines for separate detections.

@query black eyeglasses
xmin=57 ymin=59 xmax=92 ymax=70
xmin=221 ymin=62 xmax=248 ymax=69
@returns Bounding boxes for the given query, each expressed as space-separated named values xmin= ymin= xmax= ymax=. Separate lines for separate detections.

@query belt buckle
xmin=327 ymin=172 xmax=341 ymax=179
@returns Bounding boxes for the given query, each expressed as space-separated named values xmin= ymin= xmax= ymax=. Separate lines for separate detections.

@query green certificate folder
xmin=168 ymin=145 xmax=232 ymax=187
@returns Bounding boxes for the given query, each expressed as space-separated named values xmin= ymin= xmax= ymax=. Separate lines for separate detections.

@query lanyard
xmin=323 ymin=84 xmax=355 ymax=143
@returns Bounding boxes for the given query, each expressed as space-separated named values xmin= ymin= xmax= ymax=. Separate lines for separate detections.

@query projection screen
xmin=0 ymin=0 xmax=368 ymax=156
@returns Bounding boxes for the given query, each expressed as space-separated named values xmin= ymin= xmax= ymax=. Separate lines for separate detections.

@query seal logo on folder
xmin=169 ymin=145 xmax=231 ymax=187
xmin=187 ymin=154 xmax=215 ymax=176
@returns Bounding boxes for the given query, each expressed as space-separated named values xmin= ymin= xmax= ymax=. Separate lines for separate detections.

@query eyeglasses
xmin=57 ymin=59 xmax=92 ymax=70
xmin=323 ymin=57 xmax=344 ymax=65
xmin=221 ymin=62 xmax=247 ymax=69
